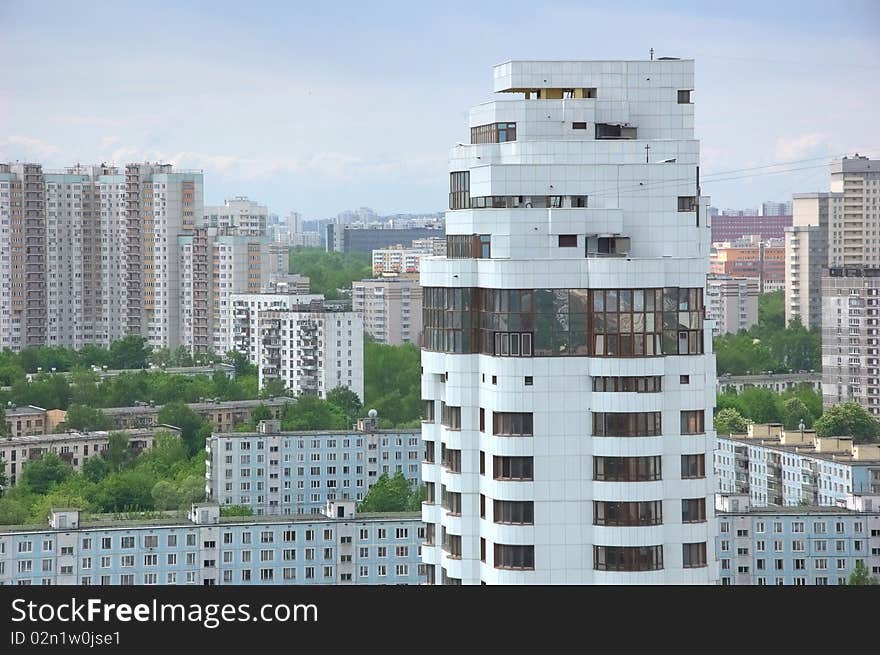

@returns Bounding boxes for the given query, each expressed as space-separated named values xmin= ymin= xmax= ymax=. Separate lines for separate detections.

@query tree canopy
xmin=288 ymin=247 xmax=371 ymax=300
xmin=358 ymin=472 xmax=423 ymax=513
xmin=714 ymin=291 xmax=821 ymax=376
xmin=364 ymin=338 xmax=421 ymax=427
xmin=716 ymin=386 xmax=823 ymax=428
xmin=814 ymin=402 xmax=880 ymax=443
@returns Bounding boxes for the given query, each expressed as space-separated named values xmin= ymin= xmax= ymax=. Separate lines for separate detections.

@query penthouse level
xmin=0 ymin=501 xmax=425 ymax=586
xmin=205 ymin=417 xmax=421 ymax=515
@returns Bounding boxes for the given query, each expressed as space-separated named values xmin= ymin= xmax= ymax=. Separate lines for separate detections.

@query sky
xmin=1 ymin=0 xmax=878 ymax=219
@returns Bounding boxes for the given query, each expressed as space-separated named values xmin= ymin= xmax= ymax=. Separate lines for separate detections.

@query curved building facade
xmin=420 ymin=59 xmax=718 ymax=584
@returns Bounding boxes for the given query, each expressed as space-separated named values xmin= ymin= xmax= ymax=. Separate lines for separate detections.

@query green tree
xmin=280 ymin=395 xmax=348 ymax=431
xmin=106 ymin=432 xmax=131 ymax=472
xmin=69 ymin=368 xmax=102 ymax=407
xmin=814 ymin=402 xmax=880 ymax=443
xmin=82 ymin=456 xmax=110 ymax=483
xmin=177 ymin=475 xmax=205 ymax=506
xmin=782 ymin=397 xmax=814 ymax=430
xmin=736 ymin=387 xmax=784 ymax=424
xmin=847 ymin=560 xmax=879 ymax=585
xmin=288 ymin=247 xmax=372 ymax=299
xmin=62 ymin=404 xmax=111 ymax=432
xmin=158 ymin=401 xmax=208 ymax=456
xmin=358 ymin=471 xmax=416 ymax=513
xmin=151 ymin=480 xmax=180 ymax=510
xmin=19 ymin=453 xmax=73 ymax=495
xmin=259 ymin=378 xmax=288 ymax=399
xmin=326 ymin=386 xmax=363 ymax=424
xmin=108 ymin=335 xmax=152 ymax=370
xmin=714 ymin=407 xmax=748 ymax=435
xmin=225 ymin=350 xmax=257 ymax=377
xmin=92 ymin=470 xmax=155 ymax=512
xmin=220 ymin=504 xmax=253 ymax=517
xmin=363 ymin=338 xmax=421 ymax=426
xmin=0 ymin=457 xmax=7 ymax=493
xmin=249 ymin=403 xmax=273 ymax=427
xmin=758 ymin=290 xmax=784 ymax=333
xmin=0 ymin=497 xmax=29 ymax=525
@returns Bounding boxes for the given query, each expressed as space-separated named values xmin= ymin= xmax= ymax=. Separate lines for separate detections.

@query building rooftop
xmin=102 ymin=397 xmax=290 ymax=415
xmin=0 ymin=510 xmax=422 ymax=535
xmin=1 ymin=426 xmax=175 ymax=446
xmin=211 ymin=427 xmax=420 ymax=439
xmin=720 ymin=434 xmax=880 ymax=465
xmin=4 ymin=404 xmax=46 ymax=416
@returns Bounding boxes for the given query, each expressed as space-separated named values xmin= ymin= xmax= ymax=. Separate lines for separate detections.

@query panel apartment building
xmin=786 ymin=156 xmax=880 ymax=330
xmin=178 ymin=227 xmax=273 ymax=354
xmin=0 ymin=426 xmax=173 ymax=486
xmin=0 ymin=162 xmax=203 ymax=351
xmin=715 ymin=492 xmax=880 ymax=585
xmin=715 ymin=423 xmax=880 ymax=507
xmin=420 ymin=59 xmax=717 ymax=584
xmin=352 ymin=277 xmax=423 ymax=345
xmin=205 ymin=418 xmax=422 ymax=515
xmin=256 ymin=307 xmax=364 ymax=400
xmin=0 ymin=502 xmax=425 ymax=586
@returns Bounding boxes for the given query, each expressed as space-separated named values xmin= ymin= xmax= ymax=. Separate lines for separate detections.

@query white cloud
xmin=772 ymin=133 xmax=830 ymax=162
xmin=0 ymin=135 xmax=61 ymax=161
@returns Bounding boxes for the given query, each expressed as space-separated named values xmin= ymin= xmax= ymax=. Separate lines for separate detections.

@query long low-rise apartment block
xmin=0 ymin=501 xmax=425 ymax=586
xmin=715 ymin=492 xmax=880 ymax=585
xmin=1 ymin=426 xmax=178 ymax=486
xmin=715 ymin=423 xmax=880 ymax=507
xmin=205 ymin=417 xmax=421 ymax=515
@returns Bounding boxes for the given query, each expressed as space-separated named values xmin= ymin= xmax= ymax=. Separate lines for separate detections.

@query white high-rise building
xmin=420 ymin=59 xmax=717 ymax=585
xmin=706 ymin=275 xmax=759 ymax=335
xmin=178 ymin=228 xmax=273 ymax=354
xmin=256 ymin=308 xmax=364 ymax=401
xmin=352 ymin=277 xmax=423 ymax=345
xmin=129 ymin=163 xmax=204 ymax=350
xmin=229 ymin=292 xmax=325 ymax=362
xmin=43 ymin=165 xmax=132 ymax=348
xmin=202 ymin=196 xmax=268 ymax=236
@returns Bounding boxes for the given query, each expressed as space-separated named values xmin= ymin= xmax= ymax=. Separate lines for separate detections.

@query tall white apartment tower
xmin=420 ymin=60 xmax=717 ymax=585
xmin=130 ymin=164 xmax=204 ymax=350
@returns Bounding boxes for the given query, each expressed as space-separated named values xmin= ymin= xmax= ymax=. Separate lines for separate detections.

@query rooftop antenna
xmin=650 ymin=47 xmax=654 ymax=61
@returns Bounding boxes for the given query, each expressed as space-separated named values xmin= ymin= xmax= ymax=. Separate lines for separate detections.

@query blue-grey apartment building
xmin=205 ymin=418 xmax=422 ymax=515
xmin=0 ymin=501 xmax=425 ymax=586
xmin=715 ymin=492 xmax=880 ymax=585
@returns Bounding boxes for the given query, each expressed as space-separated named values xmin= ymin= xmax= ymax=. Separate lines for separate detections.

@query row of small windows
xmin=429 ymin=407 xmax=706 ymax=437
xmin=430 ymin=452 xmax=706 ymax=483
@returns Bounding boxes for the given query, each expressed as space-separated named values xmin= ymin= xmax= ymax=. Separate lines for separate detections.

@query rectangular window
xmin=492 ymin=412 xmax=534 ymax=436
xmin=440 ymin=403 xmax=462 ymax=430
xmin=677 ymin=89 xmax=693 ymax=104
xmin=558 ymin=235 xmax=578 ymax=247
xmin=683 ymin=542 xmax=707 ymax=568
xmin=493 ymin=500 xmax=535 ymax=525
xmin=572 ymin=122 xmax=588 ymax=130
xmin=681 ymin=498 xmax=707 ymax=523
xmin=593 ymin=456 xmax=661 ymax=481
xmin=681 ymin=410 xmax=705 ymax=435
xmin=493 ymin=456 xmax=534 ymax=481
xmin=494 ymin=544 xmax=535 ymax=570
xmin=593 ymin=412 xmax=662 ymax=437
xmin=449 ymin=171 xmax=470 ymax=210
xmin=681 ymin=454 xmax=706 ymax=479
xmin=678 ymin=196 xmax=697 ymax=212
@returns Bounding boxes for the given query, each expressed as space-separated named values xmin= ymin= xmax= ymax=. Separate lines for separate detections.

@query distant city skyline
xmin=1 ymin=0 xmax=878 ymax=217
